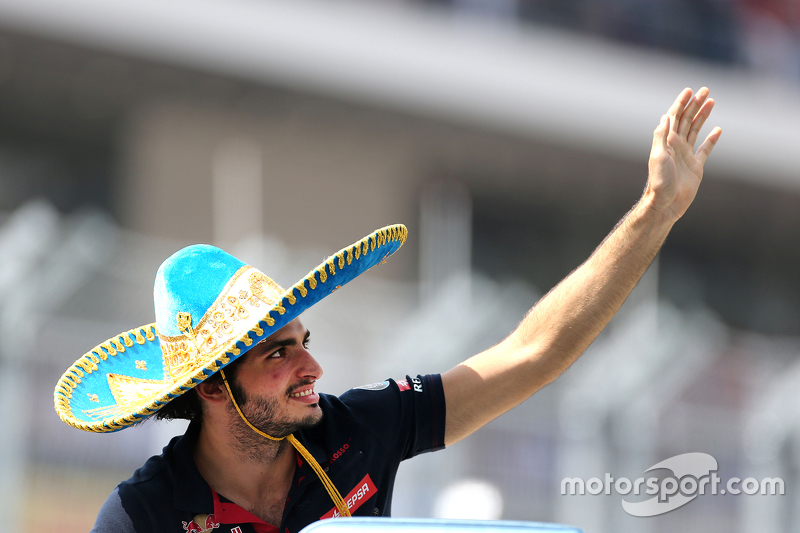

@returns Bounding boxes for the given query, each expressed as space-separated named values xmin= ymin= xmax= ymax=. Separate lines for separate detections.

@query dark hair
xmin=155 ymin=357 xmax=244 ymax=423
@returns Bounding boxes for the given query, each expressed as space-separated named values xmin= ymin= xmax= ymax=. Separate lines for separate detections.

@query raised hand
xmin=645 ymin=87 xmax=722 ymax=221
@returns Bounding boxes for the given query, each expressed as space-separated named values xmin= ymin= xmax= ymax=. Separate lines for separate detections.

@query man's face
xmin=226 ymin=318 xmax=324 ymax=439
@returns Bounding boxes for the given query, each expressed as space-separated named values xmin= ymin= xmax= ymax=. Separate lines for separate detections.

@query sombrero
xmin=54 ymin=224 xmax=407 ymax=433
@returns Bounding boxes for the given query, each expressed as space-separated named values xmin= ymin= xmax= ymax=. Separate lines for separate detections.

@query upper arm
xmin=441 ymin=336 xmax=556 ymax=447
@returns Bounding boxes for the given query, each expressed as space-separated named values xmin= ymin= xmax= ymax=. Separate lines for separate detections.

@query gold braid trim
xmin=92 ymin=347 xmax=107 ymax=361
xmin=100 ymin=341 xmax=117 ymax=357
xmin=122 ymin=333 xmax=134 ymax=347
xmin=113 ymin=338 xmax=126 ymax=352
xmin=326 ymin=256 xmax=337 ymax=277
xmin=76 ymin=358 xmax=98 ymax=374
xmin=287 ymin=223 xmax=407 ymax=304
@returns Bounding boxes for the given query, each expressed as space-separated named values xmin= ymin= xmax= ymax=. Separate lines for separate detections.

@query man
xmin=55 ymin=87 xmax=720 ymax=532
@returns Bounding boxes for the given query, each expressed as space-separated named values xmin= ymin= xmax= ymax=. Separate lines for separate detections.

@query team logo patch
xmin=182 ymin=514 xmax=220 ymax=533
xmin=321 ymin=474 xmax=377 ymax=519
xmin=354 ymin=381 xmax=390 ymax=391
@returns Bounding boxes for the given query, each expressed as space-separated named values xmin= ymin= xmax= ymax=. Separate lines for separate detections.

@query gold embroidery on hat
xmin=249 ymin=272 xmax=283 ymax=306
xmin=177 ymin=312 xmax=195 ymax=338
xmin=82 ymin=374 xmax=169 ymax=421
xmin=107 ymin=374 xmax=168 ymax=405
xmin=135 ymin=360 xmax=147 ymax=371
xmin=88 ymin=394 xmax=99 ymax=403
xmin=160 ymin=268 xmax=286 ymax=380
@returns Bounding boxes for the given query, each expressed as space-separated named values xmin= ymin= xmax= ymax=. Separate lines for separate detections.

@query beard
xmin=226 ymin=377 xmax=323 ymax=462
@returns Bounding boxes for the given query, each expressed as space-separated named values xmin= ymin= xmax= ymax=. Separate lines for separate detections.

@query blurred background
xmin=0 ymin=0 xmax=798 ymax=531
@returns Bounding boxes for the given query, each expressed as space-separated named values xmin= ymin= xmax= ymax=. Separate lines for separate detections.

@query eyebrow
xmin=258 ymin=329 xmax=311 ymax=354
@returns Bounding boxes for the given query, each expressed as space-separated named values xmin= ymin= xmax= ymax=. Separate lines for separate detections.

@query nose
xmin=297 ymin=348 xmax=323 ymax=381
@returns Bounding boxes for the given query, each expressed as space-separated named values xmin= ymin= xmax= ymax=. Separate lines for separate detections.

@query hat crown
xmin=154 ymin=245 xmax=246 ymax=337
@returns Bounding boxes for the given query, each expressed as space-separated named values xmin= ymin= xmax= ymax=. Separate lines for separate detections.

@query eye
xmin=267 ymin=348 xmax=285 ymax=359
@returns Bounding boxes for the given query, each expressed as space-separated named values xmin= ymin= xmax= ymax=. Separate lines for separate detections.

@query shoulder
xmin=92 ymin=487 xmax=136 ymax=533
xmin=96 ymin=431 xmax=196 ymax=532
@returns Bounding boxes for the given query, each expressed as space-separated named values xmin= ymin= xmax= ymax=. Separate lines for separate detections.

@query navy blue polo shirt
xmin=92 ymin=374 xmax=446 ymax=533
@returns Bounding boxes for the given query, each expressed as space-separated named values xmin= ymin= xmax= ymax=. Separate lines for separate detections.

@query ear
xmin=195 ymin=378 xmax=229 ymax=404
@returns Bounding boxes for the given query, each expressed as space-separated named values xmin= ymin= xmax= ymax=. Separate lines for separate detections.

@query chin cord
xmin=220 ymin=369 xmax=351 ymax=518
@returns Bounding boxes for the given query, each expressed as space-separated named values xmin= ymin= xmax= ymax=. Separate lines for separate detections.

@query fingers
xmin=695 ymin=126 xmax=722 ymax=166
xmin=662 ymin=86 xmax=719 ymax=152
xmin=677 ymin=87 xmax=710 ymax=138
xmin=687 ymin=98 xmax=715 ymax=147
xmin=666 ymin=88 xmax=693 ymax=133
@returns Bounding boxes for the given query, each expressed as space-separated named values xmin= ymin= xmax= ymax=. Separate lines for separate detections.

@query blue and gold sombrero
xmin=54 ymin=224 xmax=407 ymax=433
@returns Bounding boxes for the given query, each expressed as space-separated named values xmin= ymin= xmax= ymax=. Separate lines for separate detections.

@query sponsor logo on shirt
xmin=321 ymin=474 xmax=378 ymax=519
xmin=182 ymin=514 xmax=220 ymax=533
xmin=397 ymin=378 xmax=423 ymax=393
xmin=330 ymin=441 xmax=351 ymax=463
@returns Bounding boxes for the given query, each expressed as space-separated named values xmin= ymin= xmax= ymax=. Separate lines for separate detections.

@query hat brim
xmin=54 ymin=224 xmax=407 ymax=433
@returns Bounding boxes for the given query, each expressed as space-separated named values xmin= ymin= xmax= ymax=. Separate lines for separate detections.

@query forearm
xmin=443 ymin=196 xmax=675 ymax=445
xmin=508 ymin=194 xmax=674 ymax=383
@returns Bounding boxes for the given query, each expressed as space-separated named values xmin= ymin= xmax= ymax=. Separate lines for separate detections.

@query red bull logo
xmin=182 ymin=513 xmax=220 ymax=533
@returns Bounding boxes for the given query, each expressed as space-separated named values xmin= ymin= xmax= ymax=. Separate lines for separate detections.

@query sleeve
xmin=339 ymin=374 xmax=446 ymax=461
xmin=91 ymin=487 xmax=137 ymax=533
